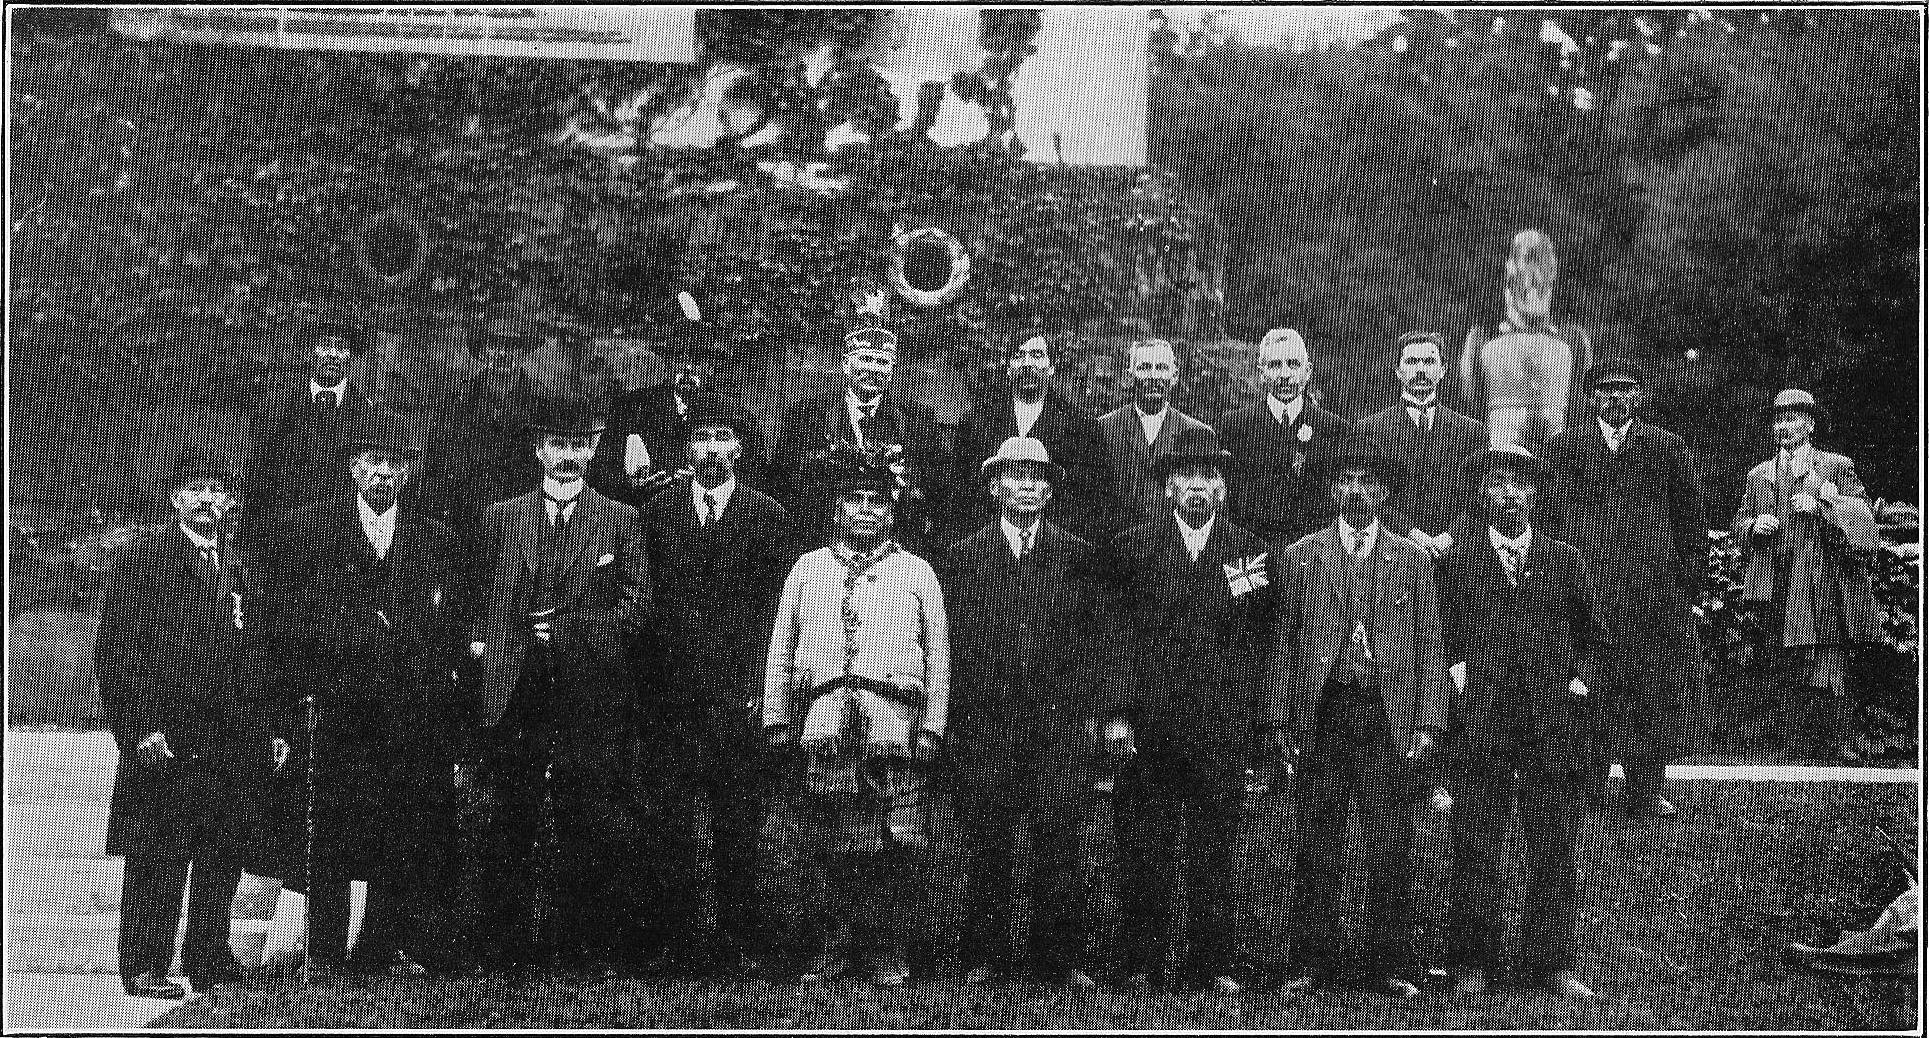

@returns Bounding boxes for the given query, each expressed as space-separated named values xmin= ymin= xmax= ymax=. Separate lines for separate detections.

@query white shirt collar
xmin=846 ymin=388 xmax=882 ymax=415
xmin=1335 ymin=514 xmax=1381 ymax=555
xmin=1136 ymin=405 xmax=1168 ymax=443
xmin=1402 ymin=394 xmax=1438 ymax=411
xmin=1780 ymin=442 xmax=1814 ymax=468
xmin=1489 ymin=524 xmax=1533 ymax=554
xmin=1001 ymin=514 xmax=1041 ymax=558
xmin=1598 ymin=416 xmax=1633 ymax=442
xmin=310 ymin=379 xmax=345 ymax=405
xmin=542 ymin=477 xmax=585 ymax=503
xmin=179 ymin=523 xmax=218 ymax=552
xmin=357 ymin=493 xmax=397 ymax=527
xmin=1012 ymin=395 xmax=1045 ymax=436
xmin=1266 ymin=393 xmax=1305 ymax=425
xmin=1173 ymin=511 xmax=1216 ymax=559
xmin=693 ymin=476 xmax=737 ymax=517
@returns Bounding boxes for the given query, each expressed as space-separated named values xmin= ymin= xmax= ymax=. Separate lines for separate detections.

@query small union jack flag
xmin=1223 ymin=552 xmax=1270 ymax=596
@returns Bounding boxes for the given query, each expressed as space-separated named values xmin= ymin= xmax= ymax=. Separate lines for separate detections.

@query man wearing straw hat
xmin=940 ymin=436 xmax=1106 ymax=990
xmin=95 ymin=450 xmax=276 ymax=999
xmin=1435 ymin=444 xmax=1605 ymax=1000
xmin=256 ymin=410 xmax=468 ymax=977
xmin=1732 ymin=388 xmax=1882 ymax=762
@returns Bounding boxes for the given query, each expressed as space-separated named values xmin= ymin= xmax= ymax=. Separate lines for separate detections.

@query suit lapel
xmin=513 ymin=491 xmax=544 ymax=571
xmin=558 ymin=490 xmax=604 ymax=575
xmin=1314 ymin=526 xmax=1345 ymax=612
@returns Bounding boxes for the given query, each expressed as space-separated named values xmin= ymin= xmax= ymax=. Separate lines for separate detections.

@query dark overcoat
xmin=1732 ymin=449 xmax=1880 ymax=649
xmin=1215 ymin=398 xmax=1353 ymax=545
xmin=1356 ymin=403 xmax=1488 ymax=537
xmin=1107 ymin=516 xmax=1276 ymax=769
xmin=770 ymin=388 xmax=950 ymax=545
xmin=256 ymin=495 xmax=470 ymax=874
xmin=418 ymin=371 xmax=541 ymax=544
xmin=639 ymin=478 xmax=795 ymax=773
xmin=592 ymin=385 xmax=769 ymax=507
xmin=94 ymin=524 xmax=272 ymax=859
xmin=241 ymin=381 xmax=375 ymax=550
xmin=1436 ymin=530 xmax=1607 ymax=774
xmin=949 ymin=390 xmax=1120 ymax=544
xmin=1541 ymin=419 xmax=1708 ymax=762
xmin=939 ymin=519 xmax=1107 ymax=789
xmin=1096 ymin=404 xmax=1211 ymax=526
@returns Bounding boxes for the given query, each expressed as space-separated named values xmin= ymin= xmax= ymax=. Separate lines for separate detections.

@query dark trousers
xmin=308 ymin=861 xmax=446 ymax=968
xmin=955 ymin=752 xmax=1089 ymax=977
xmin=812 ymin=845 xmax=924 ymax=965
xmin=1113 ymin=751 xmax=1244 ymax=982
xmin=1587 ymin=754 xmax=1666 ymax=803
xmin=1291 ymin=693 xmax=1414 ymax=977
xmin=1447 ymin=748 xmax=1584 ymax=973
xmin=119 ymin=855 xmax=241 ymax=979
xmin=650 ymin=754 xmax=771 ymax=961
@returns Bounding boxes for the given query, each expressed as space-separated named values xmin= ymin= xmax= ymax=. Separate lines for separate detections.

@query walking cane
xmin=301 ymin=686 xmax=318 ymax=985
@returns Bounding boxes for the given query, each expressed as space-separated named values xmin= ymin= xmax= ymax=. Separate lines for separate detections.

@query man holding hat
xmin=939 ymin=436 xmax=1107 ymax=989
xmin=1098 ymin=337 xmax=1214 ymax=526
xmin=465 ymin=395 xmax=655 ymax=972
xmin=256 ymin=410 xmax=469 ymax=976
xmin=242 ymin=319 xmax=377 ymax=552
xmin=1216 ymin=328 xmax=1354 ymax=550
xmin=770 ymin=326 xmax=950 ymax=551
xmin=1435 ymin=445 xmax=1606 ymax=1000
xmin=763 ymin=441 xmax=950 ymax=988
xmin=96 ymin=451 xmax=275 ymax=999
xmin=1541 ymin=359 xmax=1708 ymax=818
xmin=951 ymin=333 xmax=1120 ymax=544
xmin=1101 ymin=425 xmax=1275 ymax=994
xmin=636 ymin=399 xmax=796 ymax=977
xmin=420 ymin=315 xmax=543 ymax=548
xmin=1271 ymin=436 xmax=1447 ymax=999
xmin=1732 ymin=388 xmax=1881 ymax=762
xmin=594 ymin=330 xmax=767 ymax=508
xmin=1356 ymin=331 xmax=1488 ymax=556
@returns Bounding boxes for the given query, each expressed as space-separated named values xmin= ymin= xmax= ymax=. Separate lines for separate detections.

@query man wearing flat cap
xmin=256 ymin=410 xmax=468 ymax=977
xmin=1732 ymin=389 xmax=1881 ymax=762
xmin=939 ymin=436 xmax=1107 ymax=990
xmin=1541 ymin=359 xmax=1707 ymax=818
xmin=1216 ymin=328 xmax=1354 ymax=550
xmin=465 ymin=395 xmax=655 ymax=972
xmin=770 ymin=326 xmax=950 ymax=551
xmin=951 ymin=333 xmax=1120 ymax=545
xmin=95 ymin=451 xmax=275 ymax=999
xmin=1102 ymin=425 xmax=1275 ymax=995
xmin=420 ymin=315 xmax=543 ymax=548
xmin=1435 ymin=445 xmax=1606 ymax=1001
xmin=242 ymin=319 xmax=378 ymax=552
xmin=1272 ymin=437 xmax=1447 ymax=1000
xmin=636 ymin=399 xmax=795 ymax=977
xmin=1098 ymin=338 xmax=1214 ymax=526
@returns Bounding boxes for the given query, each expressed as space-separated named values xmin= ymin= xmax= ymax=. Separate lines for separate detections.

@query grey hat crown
xmin=980 ymin=436 xmax=1065 ymax=482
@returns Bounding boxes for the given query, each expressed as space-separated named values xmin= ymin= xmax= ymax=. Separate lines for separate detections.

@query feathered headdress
xmin=803 ymin=439 xmax=910 ymax=500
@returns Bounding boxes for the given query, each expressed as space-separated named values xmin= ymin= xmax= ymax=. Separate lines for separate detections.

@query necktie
xmin=702 ymin=492 xmax=719 ymax=526
xmin=854 ymin=402 xmax=877 ymax=443
xmin=1499 ymin=544 xmax=1524 ymax=586
xmin=1349 ymin=530 xmax=1369 ymax=559
xmin=314 ymin=390 xmax=337 ymax=410
xmin=1775 ymin=451 xmax=1793 ymax=523
xmin=1606 ymin=425 xmax=1625 ymax=453
xmin=1018 ymin=525 xmax=1034 ymax=559
xmin=546 ymin=497 xmax=574 ymax=528
xmin=197 ymin=546 xmax=221 ymax=597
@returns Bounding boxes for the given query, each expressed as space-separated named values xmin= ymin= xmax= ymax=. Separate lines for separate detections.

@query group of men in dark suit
xmin=97 ymin=313 xmax=1727 ymax=1004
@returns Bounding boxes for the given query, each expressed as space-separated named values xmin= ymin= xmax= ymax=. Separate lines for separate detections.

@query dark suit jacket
xmin=256 ymin=494 xmax=470 ymax=868
xmin=242 ymin=381 xmax=376 ymax=550
xmin=472 ymin=488 xmax=651 ymax=751
xmin=1107 ymin=515 xmax=1276 ymax=768
xmin=770 ymin=388 xmax=949 ymax=544
xmin=94 ymin=524 xmax=270 ymax=859
xmin=1272 ymin=524 xmax=1449 ymax=752
xmin=591 ymin=385 xmax=768 ymax=508
xmin=950 ymin=390 xmax=1120 ymax=544
xmin=639 ymin=478 xmax=794 ymax=763
xmin=1216 ymin=398 xmax=1352 ymax=544
xmin=1097 ymin=404 xmax=1212 ymax=525
xmin=1436 ymin=528 xmax=1605 ymax=773
xmin=1356 ymin=403 xmax=1487 ymax=537
xmin=939 ymin=519 xmax=1107 ymax=787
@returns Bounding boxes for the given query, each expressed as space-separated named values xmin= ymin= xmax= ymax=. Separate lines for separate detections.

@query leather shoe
xmin=1630 ymin=795 xmax=1678 ymax=819
xmin=1058 ymin=968 xmax=1099 ymax=991
xmin=123 ymin=971 xmax=185 ymax=1000
xmin=963 ymin=964 xmax=1006 ymax=985
xmin=1276 ymin=973 xmax=1318 ymax=999
xmin=1207 ymin=975 xmax=1243 ymax=996
xmin=1540 ymin=970 xmax=1597 ymax=999
xmin=189 ymin=964 xmax=246 ymax=992
xmin=1365 ymin=973 xmax=1421 ymax=999
xmin=387 ymin=950 xmax=429 ymax=978
xmin=1453 ymin=968 xmax=1488 ymax=995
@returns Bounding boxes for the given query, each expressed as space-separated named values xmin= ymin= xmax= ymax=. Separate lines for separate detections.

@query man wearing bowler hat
xmin=1272 ymin=436 xmax=1447 ymax=999
xmin=1436 ymin=445 xmax=1606 ymax=1000
xmin=636 ymin=399 xmax=795 ymax=977
xmin=770 ymin=326 xmax=950 ymax=551
xmin=1732 ymin=388 xmax=1881 ymax=762
xmin=95 ymin=451 xmax=276 ymax=998
xmin=465 ymin=395 xmax=655 ymax=972
xmin=1102 ymin=425 xmax=1275 ymax=995
xmin=420 ymin=315 xmax=543 ymax=547
xmin=940 ymin=436 xmax=1106 ymax=989
xmin=256 ymin=410 xmax=469 ymax=977
xmin=243 ymin=319 xmax=378 ymax=551
xmin=1541 ymin=359 xmax=1708 ymax=817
